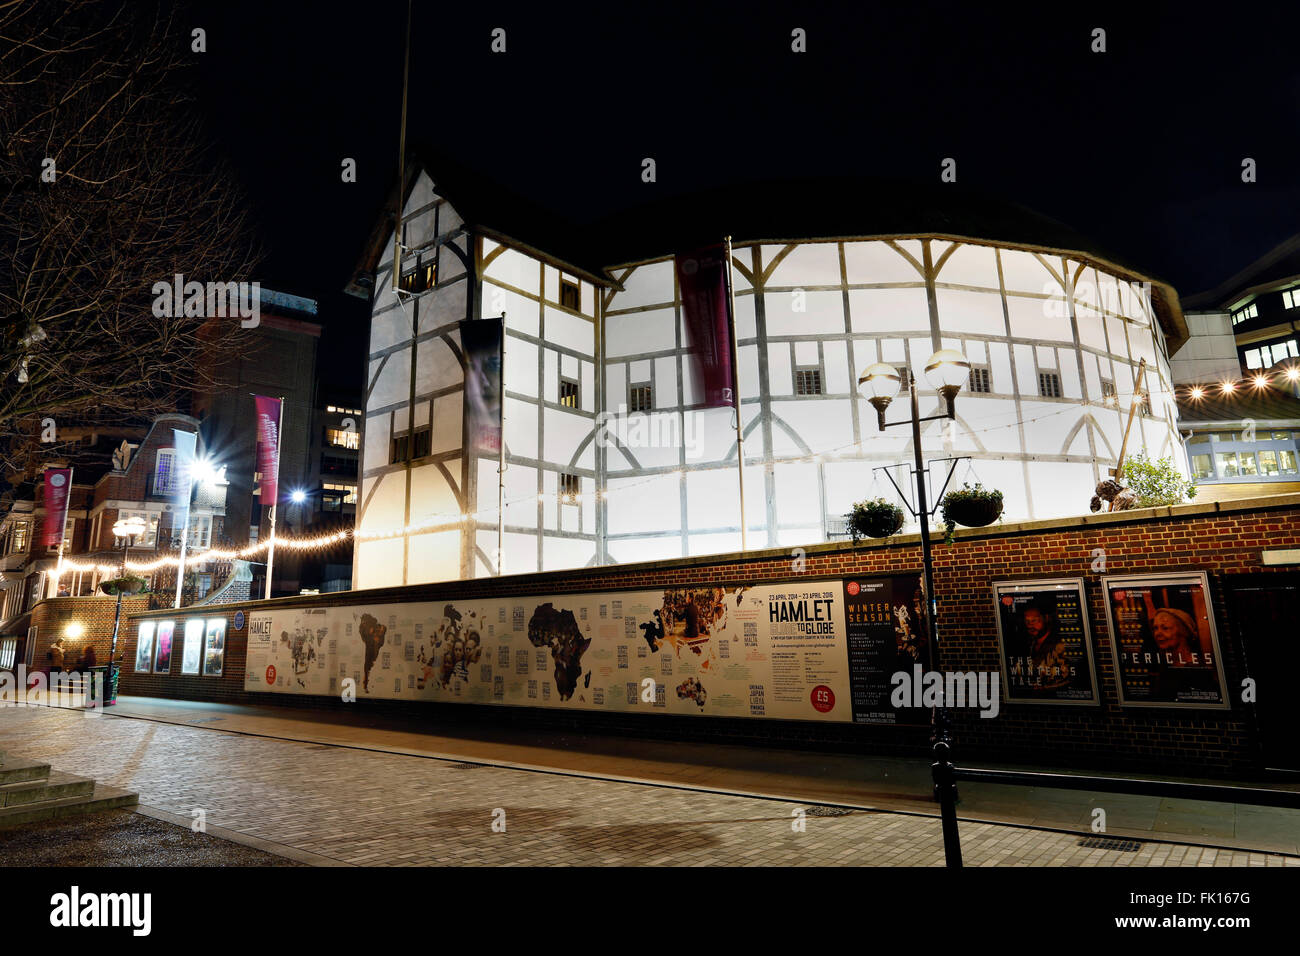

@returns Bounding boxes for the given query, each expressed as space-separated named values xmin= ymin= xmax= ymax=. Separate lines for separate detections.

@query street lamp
xmin=858 ymin=348 xmax=970 ymax=867
xmin=107 ymin=514 xmax=146 ymax=704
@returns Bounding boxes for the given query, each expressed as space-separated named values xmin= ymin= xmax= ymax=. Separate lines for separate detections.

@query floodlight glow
xmin=291 ymin=489 xmax=307 ymax=504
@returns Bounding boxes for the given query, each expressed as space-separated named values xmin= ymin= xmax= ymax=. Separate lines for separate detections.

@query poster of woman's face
xmin=154 ymin=620 xmax=175 ymax=673
xmin=1102 ymin=572 xmax=1229 ymax=708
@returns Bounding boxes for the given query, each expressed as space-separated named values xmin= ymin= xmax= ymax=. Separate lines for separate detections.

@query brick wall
xmin=117 ymin=495 xmax=1300 ymax=777
xmin=26 ymin=595 xmax=150 ymax=670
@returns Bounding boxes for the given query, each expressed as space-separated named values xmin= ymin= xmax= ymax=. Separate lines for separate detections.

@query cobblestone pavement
xmin=2 ymin=706 xmax=1296 ymax=867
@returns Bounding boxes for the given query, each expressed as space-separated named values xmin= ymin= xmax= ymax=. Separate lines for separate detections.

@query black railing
xmin=951 ymin=767 xmax=1300 ymax=810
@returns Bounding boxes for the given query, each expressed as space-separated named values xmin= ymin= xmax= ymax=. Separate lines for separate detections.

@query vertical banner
xmin=992 ymin=578 xmax=1098 ymax=705
xmin=41 ymin=468 xmax=72 ymax=547
xmin=171 ymin=429 xmax=198 ymax=533
xmin=674 ymin=245 xmax=736 ymax=409
xmin=842 ymin=575 xmax=929 ymax=724
xmin=1103 ymin=572 xmax=1229 ymax=708
xmin=460 ymin=317 xmax=503 ymax=452
xmin=253 ymin=395 xmax=283 ymax=504
xmin=154 ymin=620 xmax=175 ymax=673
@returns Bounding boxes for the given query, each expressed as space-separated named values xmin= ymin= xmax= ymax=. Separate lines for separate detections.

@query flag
xmin=254 ymin=395 xmax=283 ymax=504
xmin=41 ymin=468 xmax=72 ymax=547
xmin=674 ymin=244 xmax=736 ymax=408
xmin=171 ymin=428 xmax=198 ymax=535
xmin=460 ymin=318 xmax=503 ymax=452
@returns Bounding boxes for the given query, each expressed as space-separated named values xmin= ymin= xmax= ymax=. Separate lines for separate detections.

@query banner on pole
xmin=171 ymin=428 xmax=198 ymax=535
xmin=253 ymin=395 xmax=283 ymax=504
xmin=460 ymin=317 xmax=503 ymax=452
xmin=41 ymin=468 xmax=72 ymax=547
xmin=674 ymin=244 xmax=736 ymax=409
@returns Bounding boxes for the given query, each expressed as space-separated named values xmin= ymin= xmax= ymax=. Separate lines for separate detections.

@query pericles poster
xmin=992 ymin=579 xmax=1098 ymax=705
xmin=242 ymin=579 xmax=915 ymax=725
xmin=1102 ymin=572 xmax=1229 ymax=709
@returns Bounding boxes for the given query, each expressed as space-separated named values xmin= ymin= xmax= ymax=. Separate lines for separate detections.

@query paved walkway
xmin=0 ymin=699 xmax=1296 ymax=866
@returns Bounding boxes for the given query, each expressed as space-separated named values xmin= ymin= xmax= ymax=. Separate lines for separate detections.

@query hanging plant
xmin=938 ymin=482 xmax=1003 ymax=544
xmin=846 ymin=498 xmax=906 ymax=543
xmin=99 ymin=574 xmax=148 ymax=596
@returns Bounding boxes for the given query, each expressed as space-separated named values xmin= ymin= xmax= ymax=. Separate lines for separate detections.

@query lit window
xmin=968 ymin=367 xmax=991 ymax=394
xmin=1245 ymin=349 xmax=1262 ymax=369
xmin=1280 ymin=450 xmax=1298 ymax=474
xmin=1101 ymin=379 xmax=1116 ymax=403
xmin=1283 ymin=290 xmax=1299 ymax=310
xmin=559 ymin=279 xmax=580 ymax=312
xmin=114 ymin=511 xmax=159 ymax=549
xmin=1239 ymin=453 xmax=1259 ymax=476
xmin=325 ymin=427 xmax=360 ymax=450
xmin=559 ymin=473 xmax=580 ymax=501
xmin=1258 ymin=451 xmax=1280 ymax=476
xmin=1215 ymin=452 xmax=1239 ymax=477
xmin=154 ymin=449 xmax=177 ymax=495
xmin=629 ymin=384 xmax=653 ymax=412
xmin=47 ymin=518 xmax=74 ymax=553
xmin=188 ymin=515 xmax=212 ymax=549
xmin=1037 ymin=372 xmax=1062 ymax=398
xmin=9 ymin=521 xmax=30 ymax=554
xmin=559 ymin=379 xmax=579 ymax=408
xmin=1233 ymin=302 xmax=1258 ymax=325
xmin=1190 ymin=454 xmax=1213 ymax=479
xmin=794 ymin=368 xmax=823 ymax=395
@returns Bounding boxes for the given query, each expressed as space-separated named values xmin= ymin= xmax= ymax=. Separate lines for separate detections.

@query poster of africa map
xmin=243 ymin=576 xmax=921 ymax=724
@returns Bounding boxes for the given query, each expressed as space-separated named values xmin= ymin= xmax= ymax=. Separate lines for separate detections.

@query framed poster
xmin=842 ymin=574 xmax=929 ymax=724
xmin=1102 ymin=572 xmax=1229 ymax=709
xmin=134 ymin=621 xmax=155 ymax=673
xmin=992 ymin=578 xmax=1098 ymax=705
xmin=153 ymin=620 xmax=175 ymax=673
xmin=203 ymin=618 xmax=226 ymax=677
xmin=181 ymin=618 xmax=204 ymax=675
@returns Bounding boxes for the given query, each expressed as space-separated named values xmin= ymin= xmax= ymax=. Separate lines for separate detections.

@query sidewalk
xmin=97 ymin=695 xmax=1300 ymax=856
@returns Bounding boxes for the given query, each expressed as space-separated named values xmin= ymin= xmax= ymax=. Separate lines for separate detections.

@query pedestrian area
xmin=0 ymin=701 xmax=1295 ymax=867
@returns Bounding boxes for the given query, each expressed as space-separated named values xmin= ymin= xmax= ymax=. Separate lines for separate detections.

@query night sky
xmin=185 ymin=1 xmax=1300 ymax=389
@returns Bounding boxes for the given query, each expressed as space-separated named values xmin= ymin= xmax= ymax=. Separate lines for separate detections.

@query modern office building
xmin=345 ymin=153 xmax=1191 ymax=589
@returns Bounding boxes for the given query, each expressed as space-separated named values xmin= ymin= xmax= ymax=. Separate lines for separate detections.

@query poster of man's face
xmin=1103 ymin=573 xmax=1229 ymax=708
xmin=203 ymin=618 xmax=226 ymax=677
xmin=993 ymin=579 xmax=1098 ymax=705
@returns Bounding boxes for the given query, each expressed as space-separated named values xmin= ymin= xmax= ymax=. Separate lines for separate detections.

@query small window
xmin=1258 ymin=451 xmax=1280 ymax=476
xmin=411 ymin=427 xmax=432 ymax=460
xmin=559 ymin=473 xmax=580 ymax=502
xmin=1283 ymin=290 xmax=1299 ymax=310
xmin=1245 ymin=348 xmax=1262 ymax=370
xmin=1280 ymin=450 xmax=1298 ymax=474
xmin=1215 ymin=452 xmax=1239 ymax=477
xmin=559 ymin=378 xmax=579 ymax=408
xmin=9 ymin=521 xmax=30 ymax=554
xmin=1233 ymin=302 xmax=1258 ymax=325
xmin=325 ymin=427 xmax=360 ymax=450
xmin=390 ymin=433 xmax=411 ymax=464
xmin=154 ymin=449 xmax=177 ymax=495
xmin=400 ymin=269 xmax=417 ymax=293
xmin=968 ymin=367 xmax=991 ymax=394
xmin=1101 ymin=379 xmax=1116 ymax=403
xmin=1190 ymin=454 xmax=1213 ymax=479
xmin=794 ymin=368 xmax=823 ymax=396
xmin=559 ymin=279 xmax=580 ymax=312
xmin=1139 ymin=391 xmax=1152 ymax=416
xmin=421 ymin=260 xmax=436 ymax=291
xmin=1037 ymin=372 xmax=1062 ymax=398
xmin=629 ymin=384 xmax=653 ymax=413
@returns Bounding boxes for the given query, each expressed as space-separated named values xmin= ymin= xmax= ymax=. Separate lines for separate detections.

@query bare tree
xmin=0 ymin=1 xmax=260 ymax=481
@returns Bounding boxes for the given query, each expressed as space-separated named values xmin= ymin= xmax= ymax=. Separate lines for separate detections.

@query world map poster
xmin=242 ymin=578 xmax=914 ymax=724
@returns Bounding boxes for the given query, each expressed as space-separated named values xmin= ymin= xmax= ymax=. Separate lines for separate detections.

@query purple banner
xmin=674 ymin=244 xmax=736 ymax=409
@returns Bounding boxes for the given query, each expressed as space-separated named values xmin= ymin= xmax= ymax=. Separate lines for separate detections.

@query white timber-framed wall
xmin=356 ymin=175 xmax=1184 ymax=588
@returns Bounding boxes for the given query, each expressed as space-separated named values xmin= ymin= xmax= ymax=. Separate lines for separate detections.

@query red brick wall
xmin=118 ymin=498 xmax=1300 ymax=777
xmin=25 ymin=595 xmax=150 ymax=670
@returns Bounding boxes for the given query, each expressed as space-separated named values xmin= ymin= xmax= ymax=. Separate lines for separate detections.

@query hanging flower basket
xmin=99 ymin=575 xmax=146 ymax=596
xmin=938 ymin=483 xmax=1004 ymax=544
xmin=846 ymin=498 xmax=906 ymax=543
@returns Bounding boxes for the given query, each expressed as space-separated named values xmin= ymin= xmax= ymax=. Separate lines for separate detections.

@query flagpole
xmin=497 ymin=313 xmax=506 ymax=576
xmin=723 ymin=236 xmax=747 ymax=551
xmin=173 ymin=462 xmax=191 ymax=610
xmin=46 ymin=465 xmax=74 ymax=599
xmin=264 ymin=395 xmax=284 ymax=600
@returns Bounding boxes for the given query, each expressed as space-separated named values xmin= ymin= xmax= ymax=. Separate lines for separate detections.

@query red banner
xmin=42 ymin=467 xmax=72 ymax=547
xmin=254 ymin=395 xmax=282 ymax=504
xmin=674 ymin=244 xmax=736 ymax=409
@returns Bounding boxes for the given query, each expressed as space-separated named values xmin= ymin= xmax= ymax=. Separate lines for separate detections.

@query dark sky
xmin=185 ymin=1 xmax=1300 ymax=389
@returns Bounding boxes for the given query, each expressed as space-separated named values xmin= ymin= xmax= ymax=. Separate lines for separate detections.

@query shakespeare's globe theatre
xmin=347 ymin=158 xmax=1190 ymax=588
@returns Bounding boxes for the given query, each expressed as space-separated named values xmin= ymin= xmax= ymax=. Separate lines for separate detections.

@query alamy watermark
xmin=151 ymin=273 xmax=260 ymax=328
xmin=595 ymin=405 xmax=706 ymax=459
xmin=891 ymin=665 xmax=1000 ymax=718
xmin=0 ymin=666 xmax=107 ymax=715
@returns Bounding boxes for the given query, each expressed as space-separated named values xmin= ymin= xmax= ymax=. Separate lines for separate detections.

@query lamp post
xmin=858 ymin=348 xmax=970 ymax=867
xmin=107 ymin=514 xmax=146 ymax=704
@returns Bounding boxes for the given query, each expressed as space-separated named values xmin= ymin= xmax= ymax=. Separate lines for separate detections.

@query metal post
xmin=723 ymin=237 xmax=747 ymax=551
xmin=498 ymin=313 xmax=506 ymax=576
xmin=107 ymin=536 xmax=131 ymax=703
xmin=263 ymin=395 xmax=285 ymax=600
xmin=908 ymin=371 xmax=963 ymax=867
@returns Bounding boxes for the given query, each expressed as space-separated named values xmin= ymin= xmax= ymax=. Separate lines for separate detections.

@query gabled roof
xmin=1182 ymin=233 xmax=1300 ymax=311
xmin=346 ymin=146 xmax=1188 ymax=347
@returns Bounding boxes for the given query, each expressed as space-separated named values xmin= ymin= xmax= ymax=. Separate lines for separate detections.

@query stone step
xmin=0 ymin=771 xmax=95 ymax=808
xmin=0 ymin=756 xmax=51 ymax=787
xmin=0 ymin=783 xmax=138 ymax=829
